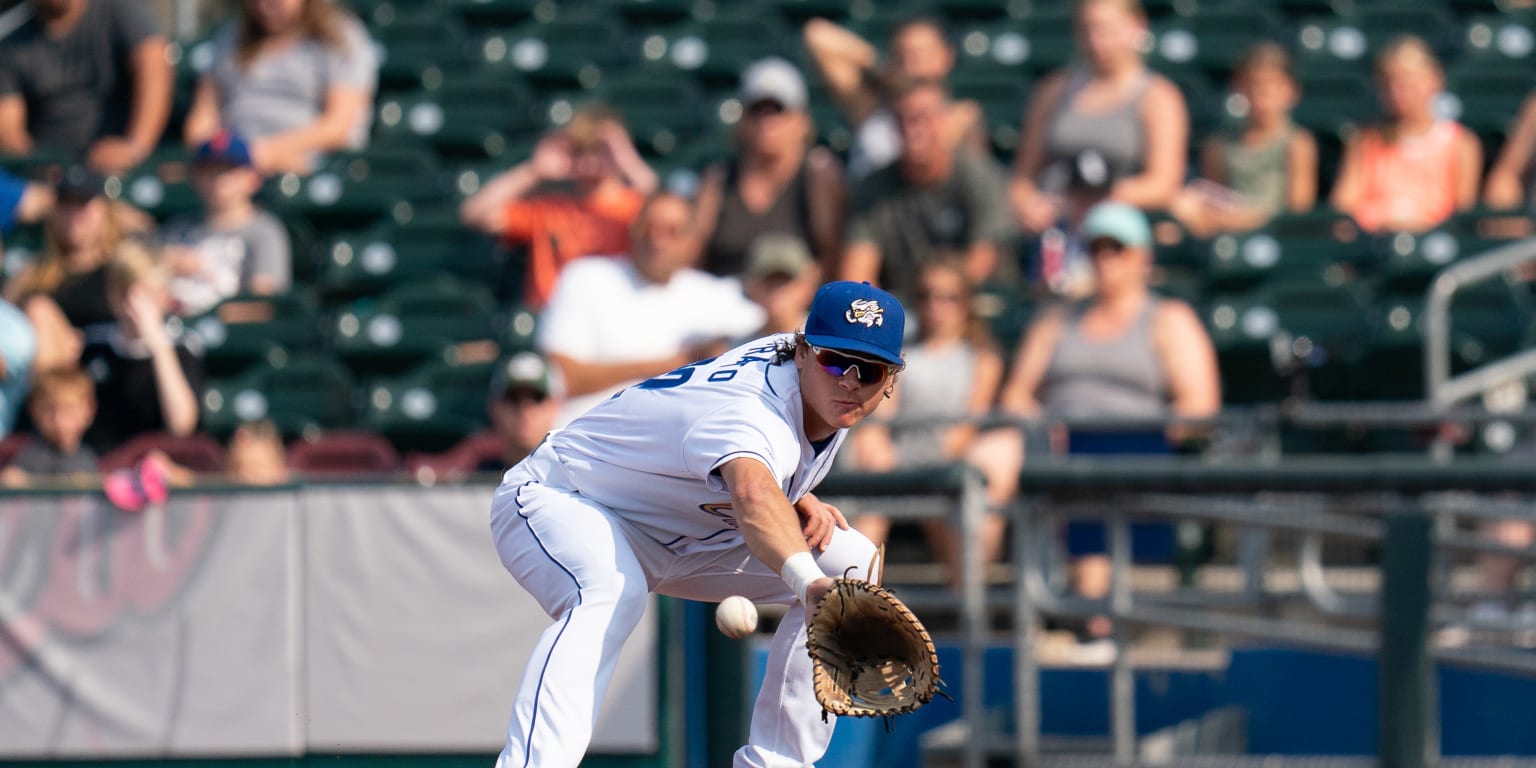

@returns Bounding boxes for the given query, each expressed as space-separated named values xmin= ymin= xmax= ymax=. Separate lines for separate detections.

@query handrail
xmin=1424 ymin=237 xmax=1536 ymax=408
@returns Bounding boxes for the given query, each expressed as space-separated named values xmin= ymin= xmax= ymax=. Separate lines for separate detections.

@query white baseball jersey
xmin=542 ymin=333 xmax=843 ymax=555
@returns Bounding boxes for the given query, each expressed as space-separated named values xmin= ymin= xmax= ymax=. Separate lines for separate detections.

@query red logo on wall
xmin=0 ymin=495 xmax=218 ymax=681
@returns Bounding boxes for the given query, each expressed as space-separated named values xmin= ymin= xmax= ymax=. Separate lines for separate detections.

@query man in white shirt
xmin=491 ymin=280 xmax=908 ymax=768
xmin=536 ymin=191 xmax=765 ymax=424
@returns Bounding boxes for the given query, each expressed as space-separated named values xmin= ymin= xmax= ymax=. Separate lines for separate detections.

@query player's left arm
xmin=719 ymin=457 xmax=833 ymax=608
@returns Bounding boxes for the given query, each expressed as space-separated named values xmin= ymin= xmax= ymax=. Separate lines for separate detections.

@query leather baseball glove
xmin=804 ymin=572 xmax=945 ymax=723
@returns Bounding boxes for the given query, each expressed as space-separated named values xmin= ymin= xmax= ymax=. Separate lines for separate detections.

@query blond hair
xmin=29 ymin=366 xmax=96 ymax=409
xmin=4 ymin=199 xmax=131 ymax=303
xmin=104 ymin=239 xmax=167 ymax=303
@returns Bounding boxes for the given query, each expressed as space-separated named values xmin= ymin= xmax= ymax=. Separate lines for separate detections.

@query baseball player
xmin=490 ymin=280 xmax=907 ymax=768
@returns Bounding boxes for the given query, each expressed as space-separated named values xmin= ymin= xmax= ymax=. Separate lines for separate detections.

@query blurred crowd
xmin=0 ymin=0 xmax=1534 ymax=612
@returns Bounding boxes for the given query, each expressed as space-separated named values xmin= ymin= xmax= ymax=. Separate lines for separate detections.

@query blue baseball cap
xmin=194 ymin=130 xmax=254 ymax=168
xmin=803 ymin=281 xmax=906 ymax=366
xmin=0 ymin=171 xmax=26 ymax=234
xmin=1081 ymin=201 xmax=1152 ymax=249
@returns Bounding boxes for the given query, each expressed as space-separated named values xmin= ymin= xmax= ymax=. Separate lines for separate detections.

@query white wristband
xmin=780 ymin=551 xmax=822 ymax=604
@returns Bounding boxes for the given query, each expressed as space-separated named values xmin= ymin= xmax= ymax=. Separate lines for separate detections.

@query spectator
xmin=1010 ymin=0 xmax=1188 ymax=293
xmin=0 ymin=366 xmax=98 ymax=486
xmin=997 ymin=202 xmax=1219 ymax=639
xmin=1483 ymin=86 xmax=1536 ymax=211
xmin=742 ymin=233 xmax=820 ymax=337
xmin=0 ymin=170 xmax=50 ymax=437
xmin=80 ymin=239 xmax=203 ymax=454
xmin=160 ymin=130 xmax=291 ymax=316
xmin=0 ymin=0 xmax=171 ymax=173
xmin=460 ymin=102 xmax=657 ymax=311
xmin=1170 ymin=42 xmax=1317 ymax=238
xmin=183 ymin=0 xmax=378 ymax=175
xmin=4 ymin=165 xmax=149 ymax=371
xmin=839 ymin=77 xmax=1014 ymax=302
xmin=803 ymin=16 xmax=985 ymax=180
xmin=0 ymin=300 xmax=36 ymax=439
xmin=484 ymin=351 xmax=565 ymax=471
xmin=1330 ymin=36 xmax=1481 ymax=234
xmin=226 ymin=419 xmax=289 ymax=485
xmin=537 ymin=191 xmax=764 ymax=425
xmin=693 ymin=58 xmax=845 ymax=279
xmin=847 ymin=260 xmax=1019 ymax=589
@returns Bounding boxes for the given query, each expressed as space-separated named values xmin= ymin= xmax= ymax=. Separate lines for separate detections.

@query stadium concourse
xmin=2 ymin=0 xmax=1536 ymax=767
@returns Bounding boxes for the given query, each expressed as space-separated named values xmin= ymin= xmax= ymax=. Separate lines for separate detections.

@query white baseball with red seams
xmin=716 ymin=595 xmax=760 ymax=639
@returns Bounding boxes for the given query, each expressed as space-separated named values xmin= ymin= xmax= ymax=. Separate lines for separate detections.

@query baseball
xmin=715 ymin=596 xmax=759 ymax=639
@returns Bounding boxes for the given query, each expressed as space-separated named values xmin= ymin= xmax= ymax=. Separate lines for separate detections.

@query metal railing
xmin=1425 ymin=237 xmax=1536 ymax=409
xmin=1009 ymin=458 xmax=1536 ymax=768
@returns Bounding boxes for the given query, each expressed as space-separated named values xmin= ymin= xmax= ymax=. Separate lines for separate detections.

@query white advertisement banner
xmin=0 ymin=487 xmax=659 ymax=758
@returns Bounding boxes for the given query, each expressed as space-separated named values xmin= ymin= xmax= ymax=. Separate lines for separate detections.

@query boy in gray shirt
xmin=161 ymin=131 xmax=291 ymax=316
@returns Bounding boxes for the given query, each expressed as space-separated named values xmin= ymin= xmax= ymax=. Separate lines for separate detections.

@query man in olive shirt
xmin=839 ymin=78 xmax=1015 ymax=301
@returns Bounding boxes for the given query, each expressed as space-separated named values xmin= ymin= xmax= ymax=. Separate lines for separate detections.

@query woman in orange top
xmin=459 ymin=103 xmax=656 ymax=309
xmin=1330 ymin=36 xmax=1481 ymax=234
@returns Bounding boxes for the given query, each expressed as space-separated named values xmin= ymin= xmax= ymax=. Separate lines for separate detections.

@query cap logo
xmin=845 ymin=299 xmax=884 ymax=328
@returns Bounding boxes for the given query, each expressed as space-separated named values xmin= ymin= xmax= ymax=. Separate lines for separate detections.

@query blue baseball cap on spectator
xmin=195 ymin=130 xmax=255 ymax=168
xmin=803 ymin=281 xmax=906 ymax=366
xmin=0 ymin=171 xmax=26 ymax=234
xmin=1081 ymin=201 xmax=1152 ymax=249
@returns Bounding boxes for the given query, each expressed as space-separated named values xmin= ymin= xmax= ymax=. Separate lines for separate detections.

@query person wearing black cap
xmin=484 ymin=351 xmax=565 ymax=470
xmin=2 ymin=164 xmax=142 ymax=372
xmin=490 ymin=281 xmax=908 ymax=768
xmin=0 ymin=0 xmax=172 ymax=173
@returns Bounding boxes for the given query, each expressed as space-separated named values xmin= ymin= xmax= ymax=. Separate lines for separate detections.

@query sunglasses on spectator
xmin=746 ymin=100 xmax=787 ymax=118
xmin=502 ymin=388 xmax=548 ymax=405
xmin=810 ymin=345 xmax=895 ymax=385
xmin=1088 ymin=237 xmax=1129 ymax=257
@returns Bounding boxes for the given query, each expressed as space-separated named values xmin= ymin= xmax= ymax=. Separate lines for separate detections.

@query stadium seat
xmin=948 ymin=66 xmax=1032 ymax=154
xmin=0 ymin=434 xmax=30 ymax=468
xmin=361 ymin=359 xmax=497 ymax=453
xmin=482 ymin=15 xmax=629 ymax=91
xmin=406 ymin=430 xmax=503 ymax=481
xmin=1372 ymin=230 xmax=1493 ymax=293
xmin=187 ymin=290 xmax=325 ymax=378
xmin=1204 ymin=229 xmax=1364 ymax=291
xmin=444 ymin=0 xmax=542 ymax=29
xmin=601 ymin=0 xmax=698 ymax=27
xmin=1360 ymin=281 xmax=1533 ymax=401
xmin=287 ymin=430 xmax=402 ymax=476
xmin=1456 ymin=12 xmax=1536 ymax=72
xmin=957 ymin=15 xmax=1074 ymax=77
xmin=641 ymin=12 xmax=793 ymax=89
xmin=99 ymin=433 xmax=226 ymax=473
xmin=264 ymin=169 xmax=415 ymax=234
xmin=121 ymin=172 xmax=200 ymax=223
xmin=367 ymin=11 xmax=474 ymax=93
xmin=318 ymin=220 xmax=503 ymax=300
xmin=330 ymin=276 xmax=502 ymax=376
xmin=201 ymin=354 xmax=357 ymax=440
xmin=596 ymin=70 xmax=708 ymax=160
xmin=373 ymin=77 xmax=540 ymax=160
xmin=1206 ymin=281 xmax=1372 ymax=402
xmin=1148 ymin=8 xmax=1286 ymax=82
xmin=768 ymin=0 xmax=853 ymax=26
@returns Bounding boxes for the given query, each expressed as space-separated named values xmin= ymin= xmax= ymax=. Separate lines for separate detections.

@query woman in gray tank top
xmin=1009 ymin=0 xmax=1189 ymax=237
xmin=998 ymin=201 xmax=1219 ymax=638
xmin=846 ymin=261 xmax=1020 ymax=589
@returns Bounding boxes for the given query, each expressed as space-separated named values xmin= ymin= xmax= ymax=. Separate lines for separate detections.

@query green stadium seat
xmin=958 ymin=15 xmax=1073 ymax=77
xmin=201 ymin=354 xmax=356 ymax=439
xmin=1372 ymin=230 xmax=1492 ymax=293
xmin=1204 ymin=228 xmax=1365 ymax=291
xmin=187 ymin=290 xmax=325 ymax=378
xmin=641 ymin=13 xmax=793 ymax=89
xmin=318 ymin=220 xmax=502 ymax=300
xmin=483 ymin=16 xmax=629 ymax=91
xmin=120 ymin=170 xmax=202 ymax=222
xmin=361 ymin=358 xmax=497 ymax=453
xmin=331 ymin=276 xmax=502 ymax=376
xmin=936 ymin=0 xmax=1019 ymax=24
xmin=444 ymin=0 xmax=542 ymax=29
xmin=1206 ymin=281 xmax=1372 ymax=402
xmin=368 ymin=11 xmax=474 ymax=93
xmin=600 ymin=0 xmax=698 ymax=27
xmin=373 ymin=78 xmax=539 ymax=161
xmin=949 ymin=66 xmax=1031 ymax=153
xmin=1359 ymin=282 xmax=1533 ymax=401
xmin=1456 ymin=12 xmax=1536 ymax=72
xmin=596 ymin=70 xmax=707 ymax=160
xmin=1293 ymin=6 xmax=1459 ymax=69
xmin=265 ymin=148 xmax=443 ymax=232
xmin=1149 ymin=9 xmax=1285 ymax=81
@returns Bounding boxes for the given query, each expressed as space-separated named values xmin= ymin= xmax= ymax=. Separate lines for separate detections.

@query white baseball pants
xmin=489 ymin=450 xmax=878 ymax=768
